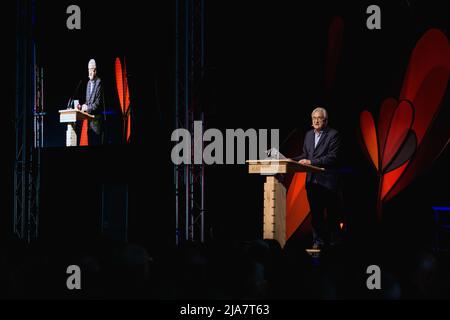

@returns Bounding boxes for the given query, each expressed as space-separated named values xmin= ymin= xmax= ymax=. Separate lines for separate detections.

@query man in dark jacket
xmin=294 ymin=107 xmax=342 ymax=249
xmin=76 ymin=58 xmax=104 ymax=145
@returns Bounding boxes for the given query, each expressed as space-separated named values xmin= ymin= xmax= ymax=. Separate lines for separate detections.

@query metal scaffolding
xmin=174 ymin=0 xmax=206 ymax=246
xmin=14 ymin=0 xmax=42 ymax=242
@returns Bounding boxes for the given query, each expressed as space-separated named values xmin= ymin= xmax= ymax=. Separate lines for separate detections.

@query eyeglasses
xmin=312 ymin=116 xmax=325 ymax=121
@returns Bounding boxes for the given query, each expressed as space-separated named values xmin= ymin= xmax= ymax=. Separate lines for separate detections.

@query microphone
xmin=66 ymin=80 xmax=83 ymax=109
xmin=280 ymin=128 xmax=298 ymax=148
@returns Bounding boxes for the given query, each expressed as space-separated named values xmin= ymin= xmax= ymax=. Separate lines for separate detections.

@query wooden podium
xmin=247 ymin=159 xmax=325 ymax=248
xmin=59 ymin=109 xmax=95 ymax=147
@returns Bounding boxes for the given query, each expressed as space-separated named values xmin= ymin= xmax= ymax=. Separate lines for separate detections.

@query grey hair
xmin=311 ymin=107 xmax=328 ymax=120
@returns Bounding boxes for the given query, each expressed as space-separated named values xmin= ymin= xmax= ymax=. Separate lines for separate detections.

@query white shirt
xmin=314 ymin=130 xmax=323 ymax=148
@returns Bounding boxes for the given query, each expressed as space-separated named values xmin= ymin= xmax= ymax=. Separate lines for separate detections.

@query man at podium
xmin=293 ymin=107 xmax=342 ymax=249
xmin=75 ymin=58 xmax=105 ymax=145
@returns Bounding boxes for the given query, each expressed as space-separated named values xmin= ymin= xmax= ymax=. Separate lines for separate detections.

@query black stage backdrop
xmin=5 ymin=0 xmax=449 ymax=267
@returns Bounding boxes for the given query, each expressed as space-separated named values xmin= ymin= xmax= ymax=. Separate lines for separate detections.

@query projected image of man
xmin=75 ymin=58 xmax=105 ymax=145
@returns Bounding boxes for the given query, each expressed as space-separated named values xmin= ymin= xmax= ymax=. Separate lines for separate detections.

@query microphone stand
xmin=67 ymin=80 xmax=83 ymax=109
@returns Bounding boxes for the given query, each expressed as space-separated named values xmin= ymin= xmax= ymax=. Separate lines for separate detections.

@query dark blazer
xmin=294 ymin=126 xmax=341 ymax=191
xmin=85 ymin=77 xmax=104 ymax=135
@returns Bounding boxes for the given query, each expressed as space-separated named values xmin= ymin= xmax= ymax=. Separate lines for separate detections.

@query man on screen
xmin=75 ymin=58 xmax=105 ymax=145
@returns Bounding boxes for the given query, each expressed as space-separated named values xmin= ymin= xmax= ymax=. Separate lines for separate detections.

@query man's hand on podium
xmin=75 ymin=103 xmax=89 ymax=112
xmin=299 ymin=159 xmax=311 ymax=165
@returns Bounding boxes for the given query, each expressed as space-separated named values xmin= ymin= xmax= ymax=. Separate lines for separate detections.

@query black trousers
xmin=76 ymin=126 xmax=104 ymax=146
xmin=306 ymin=183 xmax=341 ymax=244
xmin=76 ymin=118 xmax=105 ymax=146
xmin=88 ymin=128 xmax=104 ymax=146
